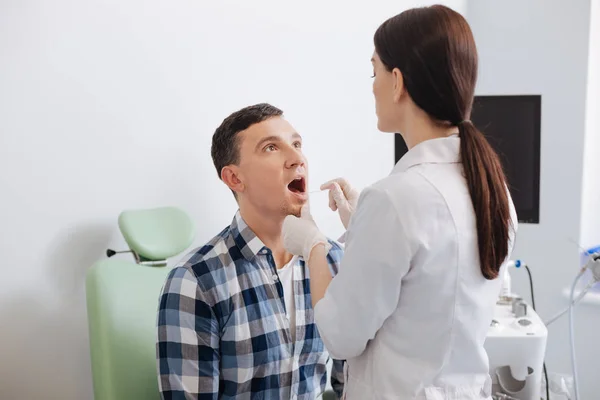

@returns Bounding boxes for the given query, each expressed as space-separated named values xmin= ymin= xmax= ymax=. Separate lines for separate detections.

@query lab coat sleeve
xmin=314 ymin=185 xmax=412 ymax=360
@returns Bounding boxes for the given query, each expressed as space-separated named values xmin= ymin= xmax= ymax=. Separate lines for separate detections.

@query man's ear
xmin=221 ymin=165 xmax=245 ymax=194
xmin=392 ymin=67 xmax=404 ymax=103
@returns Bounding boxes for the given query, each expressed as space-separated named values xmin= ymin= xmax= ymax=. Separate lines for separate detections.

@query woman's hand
xmin=320 ymin=177 xmax=360 ymax=229
xmin=282 ymin=204 xmax=331 ymax=260
xmin=283 ymin=204 xmax=333 ymax=308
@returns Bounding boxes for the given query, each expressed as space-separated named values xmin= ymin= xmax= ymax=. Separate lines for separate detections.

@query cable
xmin=522 ymin=264 xmax=549 ymax=400
xmin=524 ymin=265 xmax=536 ymax=310
xmin=544 ymin=280 xmax=595 ymax=327
xmin=568 ymin=270 xmax=586 ymax=400
xmin=541 ymin=253 xmax=600 ymax=400
xmin=543 ymin=363 xmax=550 ymax=400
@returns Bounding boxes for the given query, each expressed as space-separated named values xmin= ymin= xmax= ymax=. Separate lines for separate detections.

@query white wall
xmin=0 ymin=1 xmax=465 ymax=398
xmin=581 ymin=0 xmax=600 ymax=248
xmin=467 ymin=0 xmax=599 ymax=398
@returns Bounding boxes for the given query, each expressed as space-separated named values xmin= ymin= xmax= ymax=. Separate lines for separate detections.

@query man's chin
xmin=280 ymin=190 xmax=308 ymax=216
xmin=283 ymin=202 xmax=304 ymax=218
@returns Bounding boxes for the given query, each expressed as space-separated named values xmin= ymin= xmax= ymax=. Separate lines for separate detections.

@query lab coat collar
xmin=230 ymin=211 xmax=268 ymax=261
xmin=392 ymin=135 xmax=460 ymax=175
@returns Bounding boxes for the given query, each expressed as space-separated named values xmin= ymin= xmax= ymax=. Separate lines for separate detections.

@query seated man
xmin=156 ymin=103 xmax=345 ymax=399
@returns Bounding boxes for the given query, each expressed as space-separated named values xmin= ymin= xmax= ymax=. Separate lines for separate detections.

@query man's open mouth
xmin=287 ymin=177 xmax=306 ymax=194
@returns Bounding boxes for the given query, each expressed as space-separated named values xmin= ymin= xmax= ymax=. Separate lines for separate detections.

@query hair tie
xmin=457 ymin=120 xmax=472 ymax=126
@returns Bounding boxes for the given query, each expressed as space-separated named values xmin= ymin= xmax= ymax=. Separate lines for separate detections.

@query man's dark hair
xmin=211 ymin=103 xmax=283 ymax=179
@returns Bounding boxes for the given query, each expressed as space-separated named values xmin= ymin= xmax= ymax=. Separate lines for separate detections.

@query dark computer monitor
xmin=394 ymin=95 xmax=541 ymax=223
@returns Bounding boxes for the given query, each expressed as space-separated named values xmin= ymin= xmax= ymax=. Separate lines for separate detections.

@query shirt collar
xmin=230 ymin=210 xmax=269 ymax=261
xmin=392 ymin=135 xmax=461 ymax=175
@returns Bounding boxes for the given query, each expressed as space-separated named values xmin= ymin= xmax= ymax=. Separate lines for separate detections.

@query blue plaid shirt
xmin=157 ymin=211 xmax=345 ymax=399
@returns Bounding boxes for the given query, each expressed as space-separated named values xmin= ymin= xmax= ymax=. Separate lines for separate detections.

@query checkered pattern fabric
xmin=157 ymin=211 xmax=345 ymax=399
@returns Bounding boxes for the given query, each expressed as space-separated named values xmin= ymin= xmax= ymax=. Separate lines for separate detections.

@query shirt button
xmin=272 ymin=274 xmax=279 ymax=282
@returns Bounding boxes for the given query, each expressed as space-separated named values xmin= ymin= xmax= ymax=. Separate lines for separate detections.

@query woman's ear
xmin=392 ymin=67 xmax=404 ymax=103
xmin=221 ymin=165 xmax=245 ymax=194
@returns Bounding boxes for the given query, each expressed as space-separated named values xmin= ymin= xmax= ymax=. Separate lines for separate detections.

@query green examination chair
xmin=85 ymin=206 xmax=195 ymax=400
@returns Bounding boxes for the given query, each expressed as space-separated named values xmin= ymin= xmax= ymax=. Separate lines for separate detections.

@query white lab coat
xmin=314 ymin=136 xmax=517 ymax=400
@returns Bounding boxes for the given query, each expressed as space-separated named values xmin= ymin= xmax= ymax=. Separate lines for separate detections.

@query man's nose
xmin=285 ymin=157 xmax=305 ymax=170
xmin=285 ymin=150 xmax=306 ymax=170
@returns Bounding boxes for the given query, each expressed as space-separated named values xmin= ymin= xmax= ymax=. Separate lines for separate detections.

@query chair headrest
xmin=117 ymin=206 xmax=195 ymax=260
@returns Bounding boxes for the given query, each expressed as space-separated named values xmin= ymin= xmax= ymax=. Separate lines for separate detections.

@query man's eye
xmin=265 ymin=144 xmax=277 ymax=152
xmin=294 ymin=142 xmax=302 ymax=148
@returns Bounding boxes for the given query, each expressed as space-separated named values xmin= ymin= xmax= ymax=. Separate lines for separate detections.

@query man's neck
xmin=239 ymin=205 xmax=292 ymax=269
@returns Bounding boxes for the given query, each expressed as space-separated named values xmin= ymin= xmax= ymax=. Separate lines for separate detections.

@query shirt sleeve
xmin=157 ymin=267 xmax=220 ymax=400
xmin=324 ymin=241 xmax=346 ymax=398
xmin=314 ymin=185 xmax=413 ymax=360
xmin=330 ymin=359 xmax=345 ymax=399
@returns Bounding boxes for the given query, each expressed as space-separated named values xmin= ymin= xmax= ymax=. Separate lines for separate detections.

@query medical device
xmin=492 ymin=394 xmax=520 ymax=400
xmin=485 ymin=260 xmax=548 ymax=400
xmin=487 ymin=252 xmax=600 ymax=400
xmin=395 ymin=95 xmax=542 ymax=224
xmin=544 ymin=251 xmax=600 ymax=400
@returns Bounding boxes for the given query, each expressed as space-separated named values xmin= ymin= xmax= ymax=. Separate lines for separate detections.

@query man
xmin=156 ymin=103 xmax=345 ymax=399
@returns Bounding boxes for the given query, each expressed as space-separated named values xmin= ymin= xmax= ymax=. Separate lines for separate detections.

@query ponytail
xmin=459 ymin=121 xmax=512 ymax=280
xmin=372 ymin=2 xmax=512 ymax=279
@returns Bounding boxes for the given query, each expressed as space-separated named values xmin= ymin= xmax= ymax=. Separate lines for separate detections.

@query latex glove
xmin=320 ymin=177 xmax=360 ymax=229
xmin=282 ymin=203 xmax=332 ymax=260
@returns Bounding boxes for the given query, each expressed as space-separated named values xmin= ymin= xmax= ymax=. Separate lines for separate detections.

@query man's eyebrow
xmin=292 ymin=132 xmax=302 ymax=140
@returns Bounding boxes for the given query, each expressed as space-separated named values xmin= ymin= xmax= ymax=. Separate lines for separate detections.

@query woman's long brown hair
xmin=374 ymin=5 xmax=512 ymax=279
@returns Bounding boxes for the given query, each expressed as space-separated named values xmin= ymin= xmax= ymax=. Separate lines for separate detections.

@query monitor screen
xmin=394 ymin=95 xmax=541 ymax=223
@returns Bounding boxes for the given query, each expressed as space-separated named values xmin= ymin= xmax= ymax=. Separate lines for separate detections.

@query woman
xmin=282 ymin=4 xmax=517 ymax=400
